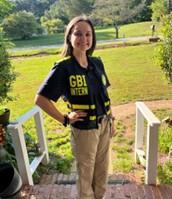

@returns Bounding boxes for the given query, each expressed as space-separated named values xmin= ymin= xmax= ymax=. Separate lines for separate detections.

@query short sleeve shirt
xmin=38 ymin=56 xmax=110 ymax=117
xmin=38 ymin=63 xmax=67 ymax=102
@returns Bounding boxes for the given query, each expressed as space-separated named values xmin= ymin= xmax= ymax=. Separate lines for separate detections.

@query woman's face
xmin=70 ymin=21 xmax=93 ymax=54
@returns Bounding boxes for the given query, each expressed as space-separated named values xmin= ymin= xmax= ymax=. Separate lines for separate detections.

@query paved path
xmin=10 ymin=36 xmax=151 ymax=51
xmin=112 ymin=100 xmax=172 ymax=119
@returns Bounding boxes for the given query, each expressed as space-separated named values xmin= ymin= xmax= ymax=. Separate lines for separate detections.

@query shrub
xmin=0 ymin=31 xmax=16 ymax=104
xmin=159 ymin=125 xmax=172 ymax=153
xmin=41 ymin=17 xmax=64 ymax=34
xmin=156 ymin=14 xmax=172 ymax=82
xmin=158 ymin=161 xmax=172 ymax=184
xmin=2 ymin=11 xmax=42 ymax=39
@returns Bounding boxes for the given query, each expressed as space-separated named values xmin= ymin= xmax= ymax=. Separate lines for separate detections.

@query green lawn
xmin=95 ymin=44 xmax=172 ymax=105
xmin=5 ymin=43 xmax=172 ymax=178
xmin=12 ymin=33 xmax=64 ymax=48
xmin=12 ymin=21 xmax=159 ymax=48
xmin=119 ymin=21 xmax=160 ymax=38
xmin=8 ymin=43 xmax=172 ymax=120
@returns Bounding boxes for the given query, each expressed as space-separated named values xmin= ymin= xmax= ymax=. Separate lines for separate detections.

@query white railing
xmin=7 ymin=106 xmax=49 ymax=185
xmin=135 ymin=102 xmax=161 ymax=185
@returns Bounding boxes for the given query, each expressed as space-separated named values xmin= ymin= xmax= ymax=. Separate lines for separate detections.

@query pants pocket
xmin=71 ymin=126 xmax=80 ymax=140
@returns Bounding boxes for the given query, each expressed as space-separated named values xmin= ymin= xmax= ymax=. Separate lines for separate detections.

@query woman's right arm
xmin=35 ymin=94 xmax=65 ymax=124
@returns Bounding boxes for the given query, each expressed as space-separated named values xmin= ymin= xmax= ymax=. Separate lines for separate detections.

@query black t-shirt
xmin=38 ymin=63 xmax=67 ymax=102
xmin=85 ymin=63 xmax=106 ymax=116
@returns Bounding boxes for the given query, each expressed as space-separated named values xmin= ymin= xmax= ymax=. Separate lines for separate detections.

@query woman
xmin=35 ymin=15 xmax=115 ymax=199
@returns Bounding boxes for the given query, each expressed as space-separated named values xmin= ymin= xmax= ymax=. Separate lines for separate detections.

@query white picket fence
xmin=7 ymin=102 xmax=161 ymax=185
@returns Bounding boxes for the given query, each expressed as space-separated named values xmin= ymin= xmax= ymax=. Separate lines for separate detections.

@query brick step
xmin=39 ymin=173 xmax=137 ymax=185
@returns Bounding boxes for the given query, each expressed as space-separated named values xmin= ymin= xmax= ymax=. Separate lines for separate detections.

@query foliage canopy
xmin=156 ymin=14 xmax=172 ymax=82
xmin=150 ymin=0 xmax=168 ymax=21
xmin=2 ymin=11 xmax=42 ymax=39
xmin=0 ymin=0 xmax=13 ymax=22
xmin=12 ymin=0 xmax=57 ymax=19
xmin=1 ymin=0 xmax=154 ymax=39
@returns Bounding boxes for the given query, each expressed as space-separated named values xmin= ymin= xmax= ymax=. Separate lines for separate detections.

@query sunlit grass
xmin=94 ymin=44 xmax=172 ymax=105
xmin=8 ymin=43 xmax=172 ymax=119
xmin=5 ymin=43 xmax=172 ymax=176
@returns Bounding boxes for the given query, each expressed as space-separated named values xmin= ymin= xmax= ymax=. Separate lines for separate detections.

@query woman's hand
xmin=68 ymin=110 xmax=87 ymax=124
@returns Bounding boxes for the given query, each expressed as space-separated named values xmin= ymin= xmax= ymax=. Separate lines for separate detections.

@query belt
xmin=97 ymin=115 xmax=107 ymax=123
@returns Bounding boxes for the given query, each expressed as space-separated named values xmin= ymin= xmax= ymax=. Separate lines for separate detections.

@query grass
xmin=9 ymin=40 xmax=151 ymax=58
xmin=12 ymin=33 xmax=64 ymax=48
xmin=12 ymin=21 xmax=159 ymax=48
xmin=7 ymin=43 xmax=172 ymax=119
xmin=9 ymin=47 xmax=62 ymax=57
xmin=158 ymin=161 xmax=172 ymax=184
xmin=151 ymin=109 xmax=172 ymax=185
xmin=5 ymin=43 xmax=172 ymax=180
xmin=148 ymin=109 xmax=172 ymax=184
xmin=154 ymin=109 xmax=172 ymax=154
xmin=7 ymin=43 xmax=172 ymax=123
xmin=96 ymin=21 xmax=160 ymax=39
xmin=47 ymin=128 xmax=73 ymax=174
xmin=95 ymin=44 xmax=172 ymax=105
xmin=111 ymin=119 xmax=134 ymax=173
xmin=118 ymin=108 xmax=172 ymax=184
xmin=119 ymin=21 xmax=160 ymax=38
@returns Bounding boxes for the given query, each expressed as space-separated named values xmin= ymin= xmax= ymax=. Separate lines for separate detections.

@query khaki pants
xmin=71 ymin=117 xmax=111 ymax=199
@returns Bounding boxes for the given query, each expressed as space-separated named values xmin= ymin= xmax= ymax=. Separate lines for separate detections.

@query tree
xmin=0 ymin=0 xmax=13 ymax=22
xmin=12 ymin=0 xmax=57 ymax=20
xmin=2 ymin=11 xmax=42 ymax=39
xmin=0 ymin=30 xmax=16 ymax=104
xmin=150 ymin=0 xmax=168 ymax=21
xmin=134 ymin=0 xmax=153 ymax=22
xmin=42 ymin=0 xmax=70 ymax=25
xmin=66 ymin=0 xmax=94 ymax=18
xmin=41 ymin=17 xmax=64 ymax=34
xmin=156 ymin=14 xmax=172 ymax=82
xmin=42 ymin=0 xmax=94 ymax=27
xmin=92 ymin=0 xmax=146 ymax=24
xmin=91 ymin=0 xmax=146 ymax=38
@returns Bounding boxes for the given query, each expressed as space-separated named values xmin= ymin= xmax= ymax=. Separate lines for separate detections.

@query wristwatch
xmin=63 ymin=114 xmax=69 ymax=127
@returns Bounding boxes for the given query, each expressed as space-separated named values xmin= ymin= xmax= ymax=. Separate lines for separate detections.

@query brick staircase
xmin=9 ymin=172 xmax=172 ymax=199
xmin=39 ymin=172 xmax=136 ymax=185
xmin=16 ymin=181 xmax=172 ymax=199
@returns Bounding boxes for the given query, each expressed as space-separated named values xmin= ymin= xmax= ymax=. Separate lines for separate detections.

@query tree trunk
xmin=114 ymin=24 xmax=119 ymax=39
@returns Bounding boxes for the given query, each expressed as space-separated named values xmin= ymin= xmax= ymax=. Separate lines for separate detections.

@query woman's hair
xmin=61 ymin=15 xmax=96 ymax=57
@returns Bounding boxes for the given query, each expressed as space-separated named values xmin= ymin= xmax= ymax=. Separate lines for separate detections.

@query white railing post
xmin=135 ymin=107 xmax=144 ymax=162
xmin=34 ymin=109 xmax=49 ymax=164
xmin=135 ymin=102 xmax=160 ymax=185
xmin=8 ymin=123 xmax=34 ymax=185
xmin=146 ymin=124 xmax=159 ymax=184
